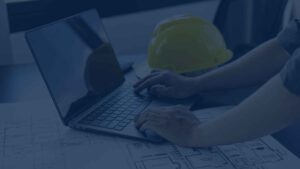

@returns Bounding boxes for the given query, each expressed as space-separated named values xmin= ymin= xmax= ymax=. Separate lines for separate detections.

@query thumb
xmin=149 ymin=85 xmax=172 ymax=98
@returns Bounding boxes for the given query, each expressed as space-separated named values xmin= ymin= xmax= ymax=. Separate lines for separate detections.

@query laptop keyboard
xmin=80 ymin=87 xmax=150 ymax=131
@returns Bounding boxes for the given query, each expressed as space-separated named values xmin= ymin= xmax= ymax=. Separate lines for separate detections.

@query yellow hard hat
xmin=148 ymin=16 xmax=232 ymax=73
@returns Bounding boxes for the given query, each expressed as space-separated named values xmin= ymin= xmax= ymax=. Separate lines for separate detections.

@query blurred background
xmin=5 ymin=0 xmax=290 ymax=64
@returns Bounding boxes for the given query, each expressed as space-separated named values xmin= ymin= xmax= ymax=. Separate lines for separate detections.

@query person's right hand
xmin=133 ymin=71 xmax=199 ymax=99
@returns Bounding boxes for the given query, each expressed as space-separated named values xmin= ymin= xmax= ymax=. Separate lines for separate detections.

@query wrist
xmin=190 ymin=76 xmax=209 ymax=94
xmin=189 ymin=124 xmax=211 ymax=147
xmin=189 ymin=78 xmax=201 ymax=94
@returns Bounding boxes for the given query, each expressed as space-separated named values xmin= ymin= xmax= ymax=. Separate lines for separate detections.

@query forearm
xmin=193 ymin=74 xmax=300 ymax=147
xmin=193 ymin=38 xmax=290 ymax=93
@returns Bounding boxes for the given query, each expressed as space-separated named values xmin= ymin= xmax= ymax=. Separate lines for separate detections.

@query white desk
xmin=2 ymin=2 xmax=300 ymax=168
xmin=0 ymin=102 xmax=300 ymax=169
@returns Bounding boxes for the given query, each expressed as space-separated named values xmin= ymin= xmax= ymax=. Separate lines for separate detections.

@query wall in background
xmin=7 ymin=0 xmax=214 ymax=32
xmin=11 ymin=1 xmax=220 ymax=64
xmin=0 ymin=0 xmax=13 ymax=65
xmin=103 ymin=1 xmax=220 ymax=57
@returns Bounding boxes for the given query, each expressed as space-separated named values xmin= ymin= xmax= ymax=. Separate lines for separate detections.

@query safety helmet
xmin=148 ymin=15 xmax=232 ymax=74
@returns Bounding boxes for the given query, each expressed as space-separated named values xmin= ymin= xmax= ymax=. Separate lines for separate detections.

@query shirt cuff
xmin=281 ymin=49 xmax=300 ymax=95
xmin=277 ymin=19 xmax=300 ymax=55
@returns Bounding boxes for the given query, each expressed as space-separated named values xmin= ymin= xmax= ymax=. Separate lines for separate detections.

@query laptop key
xmin=114 ymin=125 xmax=125 ymax=131
xmin=122 ymin=119 xmax=131 ymax=123
xmin=98 ymin=121 xmax=110 ymax=127
xmin=118 ymin=122 xmax=128 ymax=127
xmin=119 ymin=114 xmax=127 ymax=118
xmin=97 ymin=116 xmax=106 ymax=120
xmin=126 ymin=114 xmax=136 ymax=120
xmin=129 ymin=110 xmax=140 ymax=115
xmin=114 ymin=111 xmax=123 ymax=115
xmin=110 ymin=114 xmax=118 ymax=118
xmin=115 ymin=116 xmax=125 ymax=121
xmin=107 ymin=121 xmax=120 ymax=129
xmin=105 ymin=117 xmax=115 ymax=121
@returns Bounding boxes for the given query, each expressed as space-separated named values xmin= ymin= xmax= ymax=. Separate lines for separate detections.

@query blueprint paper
xmin=121 ymin=136 xmax=299 ymax=169
xmin=0 ymin=101 xmax=299 ymax=169
xmin=119 ymin=107 xmax=300 ymax=169
xmin=0 ymin=101 xmax=128 ymax=169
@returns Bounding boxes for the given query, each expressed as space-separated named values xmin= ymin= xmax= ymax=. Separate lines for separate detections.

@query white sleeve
xmin=277 ymin=19 xmax=300 ymax=55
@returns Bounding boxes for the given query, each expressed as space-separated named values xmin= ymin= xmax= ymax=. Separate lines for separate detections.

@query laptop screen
xmin=26 ymin=10 xmax=124 ymax=122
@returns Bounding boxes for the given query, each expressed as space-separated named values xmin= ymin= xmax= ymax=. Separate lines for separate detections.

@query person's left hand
xmin=135 ymin=105 xmax=201 ymax=147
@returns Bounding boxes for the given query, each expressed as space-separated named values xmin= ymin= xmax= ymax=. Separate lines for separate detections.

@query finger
xmin=151 ymin=69 xmax=164 ymax=73
xmin=133 ymin=72 xmax=160 ymax=88
xmin=139 ymin=121 xmax=167 ymax=141
xmin=139 ymin=121 xmax=155 ymax=132
xmin=139 ymin=121 xmax=163 ymax=135
xmin=135 ymin=110 xmax=152 ymax=129
xmin=149 ymin=85 xmax=172 ymax=98
xmin=135 ymin=108 xmax=163 ymax=129
xmin=134 ymin=74 xmax=165 ymax=93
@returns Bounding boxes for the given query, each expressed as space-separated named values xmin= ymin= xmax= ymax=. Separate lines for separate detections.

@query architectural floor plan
xmin=122 ymin=136 xmax=294 ymax=169
xmin=120 ymin=107 xmax=300 ymax=169
xmin=0 ymin=102 xmax=299 ymax=169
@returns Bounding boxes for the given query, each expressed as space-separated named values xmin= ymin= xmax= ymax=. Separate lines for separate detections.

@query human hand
xmin=135 ymin=105 xmax=202 ymax=147
xmin=133 ymin=71 xmax=198 ymax=99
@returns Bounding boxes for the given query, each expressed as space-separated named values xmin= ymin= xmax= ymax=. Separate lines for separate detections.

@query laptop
xmin=0 ymin=0 xmax=13 ymax=65
xmin=25 ymin=9 xmax=174 ymax=142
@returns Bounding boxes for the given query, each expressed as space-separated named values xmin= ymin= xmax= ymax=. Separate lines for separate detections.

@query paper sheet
xmin=121 ymin=135 xmax=298 ymax=169
xmin=0 ymin=101 xmax=299 ymax=169
xmin=119 ymin=107 xmax=300 ymax=169
xmin=0 ymin=101 xmax=128 ymax=169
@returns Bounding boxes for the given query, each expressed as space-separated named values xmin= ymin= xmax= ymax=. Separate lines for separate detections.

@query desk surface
xmin=1 ymin=101 xmax=299 ymax=169
xmin=1 ymin=0 xmax=299 ymax=158
xmin=0 ymin=63 xmax=300 ymax=158
xmin=0 ymin=63 xmax=49 ymax=102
